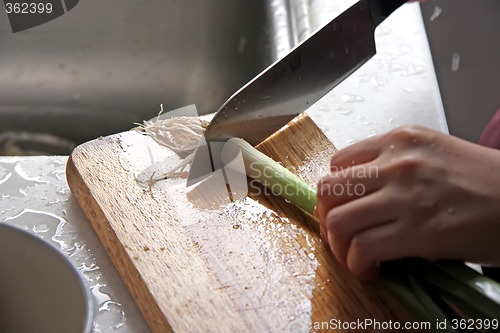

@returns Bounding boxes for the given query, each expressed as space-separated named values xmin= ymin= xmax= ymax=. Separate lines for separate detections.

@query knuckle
xmin=387 ymin=124 xmax=427 ymax=144
xmin=350 ymin=235 xmax=372 ymax=261
xmin=330 ymin=150 xmax=348 ymax=170
xmin=392 ymin=154 xmax=424 ymax=176
xmin=317 ymin=174 xmax=337 ymax=198
xmin=348 ymin=236 xmax=374 ymax=275
xmin=409 ymin=183 xmax=439 ymax=208
xmin=316 ymin=176 xmax=329 ymax=196
xmin=330 ymin=153 xmax=340 ymax=168
xmin=325 ymin=210 xmax=345 ymax=233
xmin=398 ymin=155 xmax=422 ymax=169
xmin=408 ymin=185 xmax=428 ymax=204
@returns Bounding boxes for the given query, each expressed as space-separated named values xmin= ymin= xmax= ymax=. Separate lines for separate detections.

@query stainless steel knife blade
xmin=188 ymin=0 xmax=407 ymax=185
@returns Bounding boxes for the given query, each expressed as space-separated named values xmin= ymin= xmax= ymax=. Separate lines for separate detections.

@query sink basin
xmin=0 ymin=0 xmax=296 ymax=153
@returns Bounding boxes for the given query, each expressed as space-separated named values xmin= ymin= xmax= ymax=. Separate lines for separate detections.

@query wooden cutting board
xmin=66 ymin=114 xmax=413 ymax=332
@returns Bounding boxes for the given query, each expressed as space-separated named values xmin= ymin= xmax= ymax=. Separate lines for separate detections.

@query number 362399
xmin=5 ymin=2 xmax=53 ymax=14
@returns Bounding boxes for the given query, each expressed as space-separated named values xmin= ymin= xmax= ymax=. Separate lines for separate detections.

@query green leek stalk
xmin=381 ymin=262 xmax=456 ymax=333
xmin=226 ymin=138 xmax=317 ymax=214
xmin=226 ymin=137 xmax=500 ymax=329
xmin=401 ymin=259 xmax=500 ymax=320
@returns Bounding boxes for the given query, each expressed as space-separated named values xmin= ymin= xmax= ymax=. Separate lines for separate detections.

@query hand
xmin=315 ymin=125 xmax=500 ymax=280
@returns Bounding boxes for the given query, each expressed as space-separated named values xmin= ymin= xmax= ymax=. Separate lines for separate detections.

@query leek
xmin=402 ymin=259 xmax=500 ymax=320
xmin=381 ymin=262 xmax=455 ymax=332
xmin=225 ymin=138 xmax=317 ymax=214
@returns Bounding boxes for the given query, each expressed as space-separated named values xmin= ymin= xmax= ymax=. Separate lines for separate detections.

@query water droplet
xmin=430 ymin=6 xmax=443 ymax=22
xmin=403 ymin=65 xmax=426 ymax=76
xmin=384 ymin=63 xmax=404 ymax=73
xmin=33 ymin=223 xmax=49 ymax=233
xmin=344 ymin=43 xmax=349 ymax=54
xmin=237 ymin=37 xmax=247 ymax=54
xmin=451 ymin=53 xmax=460 ymax=72
xmin=375 ymin=25 xmax=392 ymax=37
xmin=339 ymin=109 xmax=353 ymax=115
xmin=371 ymin=76 xmax=386 ymax=87
xmin=79 ymin=263 xmax=99 ymax=273
xmin=401 ymin=86 xmax=417 ymax=93
xmin=91 ymin=283 xmax=112 ymax=308
xmin=341 ymin=94 xmax=365 ymax=103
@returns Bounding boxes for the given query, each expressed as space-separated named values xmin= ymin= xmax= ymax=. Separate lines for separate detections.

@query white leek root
xmin=134 ymin=104 xmax=208 ymax=179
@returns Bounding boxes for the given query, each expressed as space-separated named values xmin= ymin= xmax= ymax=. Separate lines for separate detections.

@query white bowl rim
xmin=0 ymin=222 xmax=94 ymax=333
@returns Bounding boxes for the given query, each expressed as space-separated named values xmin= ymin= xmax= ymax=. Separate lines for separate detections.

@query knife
xmin=188 ymin=0 xmax=408 ymax=185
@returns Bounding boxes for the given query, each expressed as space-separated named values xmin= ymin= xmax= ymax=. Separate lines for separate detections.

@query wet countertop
xmin=0 ymin=2 xmax=447 ymax=332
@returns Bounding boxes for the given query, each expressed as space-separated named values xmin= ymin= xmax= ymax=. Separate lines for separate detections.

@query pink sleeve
xmin=479 ymin=109 xmax=500 ymax=149
xmin=478 ymin=109 xmax=500 ymax=279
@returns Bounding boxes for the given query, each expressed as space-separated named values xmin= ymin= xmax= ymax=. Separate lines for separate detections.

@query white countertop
xmin=0 ymin=156 xmax=150 ymax=332
xmin=0 ymin=2 xmax=446 ymax=332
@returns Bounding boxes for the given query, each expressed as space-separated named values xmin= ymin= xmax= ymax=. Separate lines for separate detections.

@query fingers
xmin=313 ymin=206 xmax=328 ymax=244
xmin=324 ymin=188 xmax=398 ymax=268
xmin=316 ymin=161 xmax=386 ymax=251
xmin=318 ymin=162 xmax=384 ymax=206
xmin=315 ymin=125 xmax=479 ymax=279
xmin=346 ymin=222 xmax=419 ymax=280
xmin=329 ymin=124 xmax=440 ymax=173
xmin=316 ymin=162 xmax=385 ymax=229
xmin=330 ymin=135 xmax=383 ymax=171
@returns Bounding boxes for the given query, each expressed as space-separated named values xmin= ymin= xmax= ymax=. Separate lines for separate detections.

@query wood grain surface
xmin=66 ymin=113 xmax=413 ymax=332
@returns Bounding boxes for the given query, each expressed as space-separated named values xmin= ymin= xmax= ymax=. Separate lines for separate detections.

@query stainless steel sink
xmin=0 ymin=0 xmax=297 ymax=154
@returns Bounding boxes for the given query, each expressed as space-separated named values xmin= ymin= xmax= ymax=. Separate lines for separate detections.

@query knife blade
xmin=188 ymin=0 xmax=407 ymax=185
